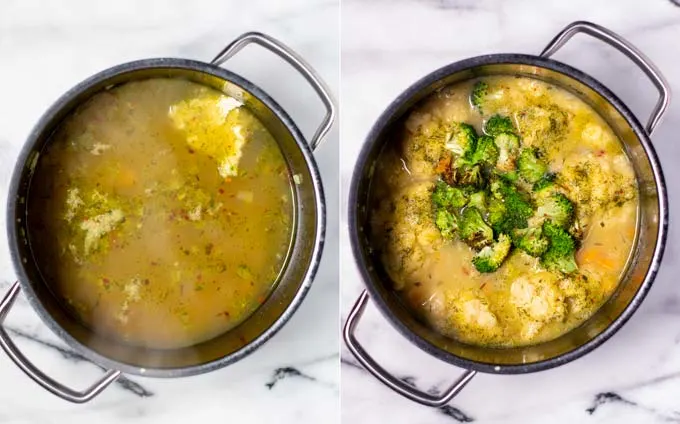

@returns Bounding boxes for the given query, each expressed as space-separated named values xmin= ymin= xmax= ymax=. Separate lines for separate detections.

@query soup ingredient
xmin=541 ymin=221 xmax=578 ymax=274
xmin=484 ymin=114 xmax=515 ymax=136
xmin=371 ymin=75 xmax=637 ymax=347
xmin=459 ymin=207 xmax=494 ymax=250
xmin=168 ymin=94 xmax=245 ymax=178
xmin=471 ymin=234 xmax=512 ymax=273
xmin=28 ymin=78 xmax=293 ymax=349
xmin=517 ymin=148 xmax=548 ymax=183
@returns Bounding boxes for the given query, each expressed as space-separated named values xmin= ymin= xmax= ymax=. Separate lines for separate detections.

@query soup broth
xmin=370 ymin=76 xmax=637 ymax=347
xmin=28 ymin=78 xmax=293 ymax=349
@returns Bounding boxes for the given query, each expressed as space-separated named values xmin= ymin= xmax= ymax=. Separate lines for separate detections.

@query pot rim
xmin=348 ymin=53 xmax=668 ymax=374
xmin=7 ymin=57 xmax=326 ymax=377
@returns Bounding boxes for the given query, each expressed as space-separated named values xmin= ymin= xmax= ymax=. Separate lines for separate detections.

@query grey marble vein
xmin=265 ymin=367 xmax=317 ymax=389
xmin=587 ymin=392 xmax=680 ymax=423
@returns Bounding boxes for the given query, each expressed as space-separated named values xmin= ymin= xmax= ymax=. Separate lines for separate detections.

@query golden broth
xmin=370 ymin=76 xmax=638 ymax=347
xmin=28 ymin=78 xmax=293 ymax=349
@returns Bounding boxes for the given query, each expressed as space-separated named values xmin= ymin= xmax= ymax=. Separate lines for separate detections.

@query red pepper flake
xmin=480 ymin=282 xmax=487 ymax=290
xmin=239 ymin=335 xmax=246 ymax=344
xmin=218 ymin=188 xmax=224 ymax=194
xmin=188 ymin=148 xmax=194 ymax=154
xmin=596 ymin=150 xmax=606 ymax=157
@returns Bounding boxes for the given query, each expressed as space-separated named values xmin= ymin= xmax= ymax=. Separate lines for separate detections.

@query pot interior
xmin=352 ymin=59 xmax=665 ymax=371
xmin=10 ymin=62 xmax=322 ymax=374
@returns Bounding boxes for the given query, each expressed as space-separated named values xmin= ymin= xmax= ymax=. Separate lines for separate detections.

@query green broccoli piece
xmin=452 ymin=162 xmax=484 ymax=188
xmin=541 ymin=221 xmax=578 ymax=273
xmin=470 ymin=135 xmax=499 ymax=167
xmin=495 ymin=170 xmax=520 ymax=184
xmin=459 ymin=206 xmax=494 ymax=250
xmin=489 ymin=179 xmax=534 ymax=234
xmin=472 ymin=234 xmax=512 ymax=273
xmin=484 ymin=115 xmax=515 ymax=136
xmin=536 ymin=193 xmax=574 ymax=228
xmin=445 ymin=123 xmax=477 ymax=158
xmin=487 ymin=197 xmax=506 ymax=232
xmin=514 ymin=227 xmax=549 ymax=257
xmin=533 ymin=173 xmax=556 ymax=192
xmin=517 ymin=148 xmax=548 ymax=183
xmin=471 ymin=81 xmax=488 ymax=113
xmin=432 ymin=181 xmax=468 ymax=209
xmin=435 ymin=209 xmax=458 ymax=239
xmin=468 ymin=191 xmax=486 ymax=212
xmin=494 ymin=132 xmax=521 ymax=171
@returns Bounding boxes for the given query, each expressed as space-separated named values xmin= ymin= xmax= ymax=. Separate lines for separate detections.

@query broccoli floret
xmin=487 ymin=197 xmax=506 ymax=232
xmin=533 ymin=173 xmax=556 ymax=192
xmin=470 ymin=135 xmax=499 ymax=167
xmin=459 ymin=206 xmax=494 ymax=250
xmin=494 ymin=132 xmax=521 ymax=171
xmin=484 ymin=115 xmax=515 ymax=136
xmin=541 ymin=221 xmax=578 ymax=273
xmin=445 ymin=123 xmax=477 ymax=158
xmin=453 ymin=162 xmax=484 ymax=188
xmin=517 ymin=148 xmax=548 ymax=183
xmin=435 ymin=209 xmax=458 ymax=239
xmin=468 ymin=191 xmax=486 ymax=212
xmin=489 ymin=179 xmax=534 ymax=234
xmin=471 ymin=81 xmax=488 ymax=113
xmin=472 ymin=234 xmax=512 ymax=273
xmin=495 ymin=170 xmax=520 ymax=184
xmin=432 ymin=181 xmax=468 ymax=209
xmin=514 ymin=227 xmax=549 ymax=257
xmin=536 ymin=193 xmax=574 ymax=228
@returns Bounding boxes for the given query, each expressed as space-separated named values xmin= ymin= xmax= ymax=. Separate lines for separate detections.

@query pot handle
xmin=0 ymin=282 xmax=121 ymax=403
xmin=211 ymin=32 xmax=336 ymax=151
xmin=343 ymin=290 xmax=477 ymax=407
xmin=540 ymin=20 xmax=670 ymax=135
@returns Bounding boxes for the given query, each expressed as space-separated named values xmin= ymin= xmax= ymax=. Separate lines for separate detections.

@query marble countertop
xmin=0 ymin=0 xmax=339 ymax=423
xmin=340 ymin=0 xmax=680 ymax=423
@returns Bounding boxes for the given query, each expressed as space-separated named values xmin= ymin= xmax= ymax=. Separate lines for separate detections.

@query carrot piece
xmin=117 ymin=168 xmax=136 ymax=187
xmin=578 ymin=248 xmax=616 ymax=270
xmin=435 ymin=155 xmax=452 ymax=174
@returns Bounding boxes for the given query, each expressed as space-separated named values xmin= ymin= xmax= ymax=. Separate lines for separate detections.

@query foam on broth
xmin=28 ymin=78 xmax=293 ymax=349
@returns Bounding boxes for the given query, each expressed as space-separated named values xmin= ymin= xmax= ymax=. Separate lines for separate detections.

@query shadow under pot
xmin=2 ymin=32 xmax=335 ymax=403
xmin=344 ymin=21 xmax=669 ymax=407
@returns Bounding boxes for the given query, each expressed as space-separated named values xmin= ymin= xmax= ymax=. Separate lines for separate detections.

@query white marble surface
xmin=341 ymin=0 xmax=680 ymax=422
xmin=0 ymin=1 xmax=339 ymax=423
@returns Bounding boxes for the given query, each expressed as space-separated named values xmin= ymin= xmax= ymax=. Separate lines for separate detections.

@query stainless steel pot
xmin=343 ymin=21 xmax=670 ymax=407
xmin=2 ymin=32 xmax=335 ymax=403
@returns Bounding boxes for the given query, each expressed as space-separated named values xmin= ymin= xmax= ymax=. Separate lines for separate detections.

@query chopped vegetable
xmin=472 ymin=234 xmax=512 ymax=273
xmin=517 ymin=148 xmax=548 ymax=183
xmin=459 ymin=207 xmax=494 ymax=250
xmin=484 ymin=115 xmax=515 ymax=137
